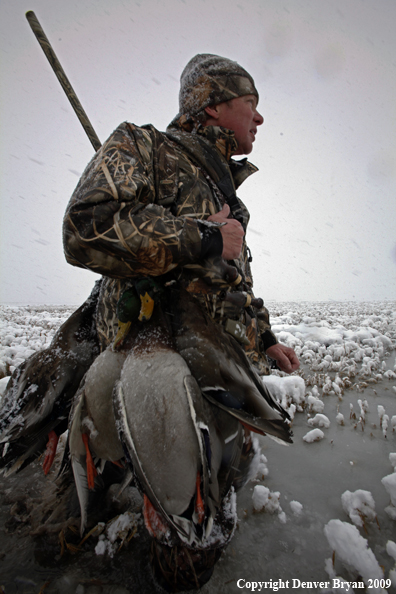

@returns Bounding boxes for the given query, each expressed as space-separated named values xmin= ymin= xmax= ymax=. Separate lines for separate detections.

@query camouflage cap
xmin=177 ymin=54 xmax=258 ymax=121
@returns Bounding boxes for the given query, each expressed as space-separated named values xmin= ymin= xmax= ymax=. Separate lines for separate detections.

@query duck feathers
xmin=168 ymin=289 xmax=293 ymax=444
xmin=0 ymin=283 xmax=100 ymax=474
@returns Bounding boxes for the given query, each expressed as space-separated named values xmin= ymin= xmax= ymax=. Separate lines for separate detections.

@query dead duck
xmin=67 ymin=279 xmax=165 ymax=534
xmin=68 ymin=305 xmax=253 ymax=591
xmin=67 ymin=285 xmax=290 ymax=591
xmin=113 ymin=301 xmax=277 ymax=591
xmin=68 ymin=343 xmax=129 ymax=534
xmin=0 ymin=281 xmax=100 ymax=476
xmin=167 ymin=287 xmax=293 ymax=444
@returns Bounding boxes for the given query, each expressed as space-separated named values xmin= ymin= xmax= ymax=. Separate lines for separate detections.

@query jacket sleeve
xmin=63 ymin=122 xmax=203 ymax=279
xmin=257 ymin=309 xmax=278 ymax=350
xmin=240 ymin=240 xmax=278 ymax=349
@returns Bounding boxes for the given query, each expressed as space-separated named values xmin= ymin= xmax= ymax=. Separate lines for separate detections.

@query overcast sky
xmin=1 ymin=0 xmax=395 ymax=305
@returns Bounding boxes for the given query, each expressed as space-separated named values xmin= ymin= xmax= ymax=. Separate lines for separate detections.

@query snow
xmin=307 ymin=413 xmax=331 ymax=428
xmin=255 ymin=453 xmax=269 ymax=480
xmin=381 ymin=473 xmax=396 ymax=507
xmin=324 ymin=519 xmax=385 ymax=592
xmin=1 ymin=299 xmax=396 ymax=591
xmin=94 ymin=513 xmax=141 ymax=558
xmin=303 ymin=428 xmax=325 ymax=442
xmin=252 ymin=485 xmax=282 ymax=514
xmin=290 ymin=500 xmax=303 ymax=516
xmin=389 ymin=453 xmax=396 ymax=470
xmin=341 ymin=489 xmax=377 ymax=527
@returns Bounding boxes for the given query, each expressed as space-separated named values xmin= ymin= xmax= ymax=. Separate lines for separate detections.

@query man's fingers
xmin=208 ymin=203 xmax=230 ymax=223
xmin=221 ymin=203 xmax=230 ymax=217
xmin=219 ymin=221 xmax=244 ymax=259
xmin=265 ymin=343 xmax=300 ymax=374
xmin=289 ymin=351 xmax=300 ymax=370
xmin=277 ymin=353 xmax=292 ymax=373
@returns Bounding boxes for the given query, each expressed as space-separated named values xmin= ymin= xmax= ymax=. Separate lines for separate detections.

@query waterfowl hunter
xmin=0 ymin=53 xmax=299 ymax=591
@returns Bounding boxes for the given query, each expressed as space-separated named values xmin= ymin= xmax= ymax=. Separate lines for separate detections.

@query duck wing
xmin=0 ymin=282 xmax=100 ymax=475
xmin=67 ymin=344 xmax=131 ymax=535
xmin=168 ymin=289 xmax=293 ymax=444
xmin=69 ymin=384 xmax=90 ymax=535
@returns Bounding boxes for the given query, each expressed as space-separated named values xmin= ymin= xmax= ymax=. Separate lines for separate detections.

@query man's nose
xmin=255 ymin=110 xmax=264 ymax=126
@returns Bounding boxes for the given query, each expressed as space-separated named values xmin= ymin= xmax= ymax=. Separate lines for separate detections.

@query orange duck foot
xmin=111 ymin=459 xmax=124 ymax=469
xmin=143 ymin=494 xmax=169 ymax=539
xmin=82 ymin=433 xmax=97 ymax=490
xmin=42 ymin=430 xmax=59 ymax=475
xmin=195 ymin=472 xmax=205 ymax=524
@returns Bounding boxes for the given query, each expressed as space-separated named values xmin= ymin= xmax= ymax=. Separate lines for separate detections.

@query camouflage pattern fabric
xmin=63 ymin=120 xmax=276 ymax=372
xmin=171 ymin=53 xmax=259 ymax=126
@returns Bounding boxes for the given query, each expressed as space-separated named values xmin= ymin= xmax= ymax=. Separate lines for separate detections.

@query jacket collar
xmin=166 ymin=119 xmax=258 ymax=190
xmin=165 ymin=121 xmax=255 ymax=230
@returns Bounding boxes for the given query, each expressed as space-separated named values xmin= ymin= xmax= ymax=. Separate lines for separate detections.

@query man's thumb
xmin=220 ymin=203 xmax=230 ymax=217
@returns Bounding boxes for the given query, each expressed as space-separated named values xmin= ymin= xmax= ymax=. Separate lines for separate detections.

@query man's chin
xmin=233 ymin=145 xmax=253 ymax=157
xmin=234 ymin=138 xmax=254 ymax=155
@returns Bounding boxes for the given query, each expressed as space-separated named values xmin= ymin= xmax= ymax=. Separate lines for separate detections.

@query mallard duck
xmin=0 ymin=282 xmax=100 ymax=476
xmin=68 ymin=343 xmax=129 ymax=533
xmin=67 ymin=287 xmax=291 ymax=591
xmin=167 ymin=287 xmax=292 ymax=443
xmin=113 ymin=277 xmax=164 ymax=348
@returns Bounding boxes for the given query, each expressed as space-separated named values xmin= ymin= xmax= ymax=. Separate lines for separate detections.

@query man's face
xmin=205 ymin=94 xmax=264 ymax=155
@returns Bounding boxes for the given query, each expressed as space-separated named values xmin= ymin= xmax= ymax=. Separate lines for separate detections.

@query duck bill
xmin=113 ymin=320 xmax=132 ymax=350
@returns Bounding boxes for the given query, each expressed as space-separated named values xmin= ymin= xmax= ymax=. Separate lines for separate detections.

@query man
xmin=63 ymin=53 xmax=298 ymax=374
xmin=60 ymin=54 xmax=299 ymax=590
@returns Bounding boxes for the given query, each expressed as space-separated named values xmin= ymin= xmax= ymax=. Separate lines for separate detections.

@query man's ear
xmin=204 ymin=104 xmax=220 ymax=120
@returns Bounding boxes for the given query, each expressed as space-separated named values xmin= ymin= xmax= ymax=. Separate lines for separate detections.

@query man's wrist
xmin=198 ymin=222 xmax=223 ymax=259
xmin=261 ymin=330 xmax=278 ymax=351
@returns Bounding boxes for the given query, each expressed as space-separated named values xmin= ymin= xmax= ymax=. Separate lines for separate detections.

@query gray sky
xmin=1 ymin=0 xmax=395 ymax=305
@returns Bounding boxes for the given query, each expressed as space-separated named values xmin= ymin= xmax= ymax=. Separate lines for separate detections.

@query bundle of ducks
xmin=0 ymin=280 xmax=292 ymax=592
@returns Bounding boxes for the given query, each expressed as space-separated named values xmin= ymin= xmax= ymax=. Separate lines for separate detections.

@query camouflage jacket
xmin=63 ymin=121 xmax=278 ymax=372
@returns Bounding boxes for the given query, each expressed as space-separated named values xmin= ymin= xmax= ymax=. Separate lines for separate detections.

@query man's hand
xmin=207 ymin=204 xmax=244 ymax=260
xmin=266 ymin=344 xmax=300 ymax=374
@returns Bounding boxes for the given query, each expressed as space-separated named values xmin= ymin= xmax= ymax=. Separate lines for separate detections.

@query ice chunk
xmin=303 ymin=428 xmax=324 ymax=443
xmin=278 ymin=510 xmax=287 ymax=523
xmin=341 ymin=489 xmax=376 ymax=527
xmin=307 ymin=413 xmax=330 ymax=428
xmin=381 ymin=473 xmax=396 ymax=506
xmin=255 ymin=453 xmax=269 ymax=480
xmin=290 ymin=500 xmax=303 ymax=516
xmin=378 ymin=405 xmax=386 ymax=425
xmin=324 ymin=519 xmax=384 ymax=591
xmin=386 ymin=540 xmax=396 ymax=561
xmin=252 ymin=485 xmax=281 ymax=513
xmin=261 ymin=374 xmax=306 ymax=411
xmin=307 ymin=394 xmax=324 ymax=413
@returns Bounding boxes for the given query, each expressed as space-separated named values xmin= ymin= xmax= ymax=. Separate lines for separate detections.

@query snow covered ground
xmin=0 ymin=300 xmax=396 ymax=594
